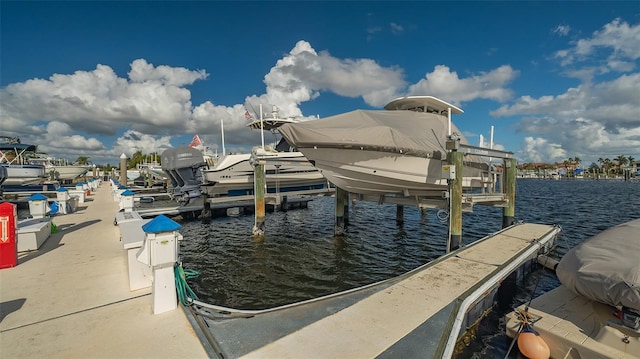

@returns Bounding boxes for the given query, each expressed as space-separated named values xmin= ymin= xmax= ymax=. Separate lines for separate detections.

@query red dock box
xmin=0 ymin=202 xmax=18 ymax=268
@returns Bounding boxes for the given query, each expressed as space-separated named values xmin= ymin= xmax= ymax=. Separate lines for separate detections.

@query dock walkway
xmin=189 ymin=222 xmax=559 ymax=358
xmin=0 ymin=183 xmax=208 ymax=358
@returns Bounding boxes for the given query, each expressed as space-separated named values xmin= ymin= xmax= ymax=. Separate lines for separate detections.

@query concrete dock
xmin=0 ymin=183 xmax=208 ymax=358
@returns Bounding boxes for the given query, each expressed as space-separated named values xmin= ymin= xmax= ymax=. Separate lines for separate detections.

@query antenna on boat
xmin=221 ymin=118 xmax=226 ymax=157
xmin=259 ymin=104 xmax=265 ymax=149
xmin=489 ymin=125 xmax=494 ymax=163
xmin=447 ymin=107 xmax=452 ymax=136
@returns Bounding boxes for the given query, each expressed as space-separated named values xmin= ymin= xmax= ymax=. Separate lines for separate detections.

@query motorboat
xmin=0 ymin=138 xmax=47 ymax=186
xmin=28 ymin=155 xmax=89 ymax=181
xmin=200 ymin=106 xmax=328 ymax=197
xmin=505 ymin=218 xmax=640 ymax=359
xmin=277 ymin=96 xmax=489 ymax=197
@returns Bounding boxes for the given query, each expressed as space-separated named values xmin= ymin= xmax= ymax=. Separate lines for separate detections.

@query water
xmin=162 ymin=179 xmax=640 ymax=356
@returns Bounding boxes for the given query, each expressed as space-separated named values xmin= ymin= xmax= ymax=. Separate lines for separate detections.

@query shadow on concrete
xmin=0 ymin=298 xmax=26 ymax=323
xmin=18 ymin=219 xmax=101 ymax=264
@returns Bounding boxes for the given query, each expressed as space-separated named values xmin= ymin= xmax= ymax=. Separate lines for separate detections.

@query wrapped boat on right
xmin=505 ymin=218 xmax=640 ymax=359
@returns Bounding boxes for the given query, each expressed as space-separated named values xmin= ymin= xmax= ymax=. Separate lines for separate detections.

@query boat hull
xmin=201 ymin=152 xmax=328 ymax=197
xmin=49 ymin=165 xmax=89 ymax=181
xmin=1 ymin=164 xmax=47 ymax=186
xmin=296 ymin=147 xmax=487 ymax=196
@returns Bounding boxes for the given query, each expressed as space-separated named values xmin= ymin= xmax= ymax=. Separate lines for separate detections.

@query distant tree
xmin=129 ymin=151 xmax=145 ymax=169
xmin=76 ymin=156 xmax=90 ymax=165
xmin=615 ymin=155 xmax=628 ymax=174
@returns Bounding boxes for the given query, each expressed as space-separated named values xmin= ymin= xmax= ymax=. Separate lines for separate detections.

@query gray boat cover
xmin=556 ymin=218 xmax=640 ymax=311
xmin=278 ymin=110 xmax=473 ymax=159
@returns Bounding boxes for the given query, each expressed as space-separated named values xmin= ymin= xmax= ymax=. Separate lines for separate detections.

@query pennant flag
xmin=245 ymin=110 xmax=252 ymax=120
xmin=189 ymin=134 xmax=202 ymax=147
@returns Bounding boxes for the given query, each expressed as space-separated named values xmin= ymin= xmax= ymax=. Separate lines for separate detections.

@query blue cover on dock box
xmin=142 ymin=214 xmax=182 ymax=233
xmin=28 ymin=193 xmax=48 ymax=201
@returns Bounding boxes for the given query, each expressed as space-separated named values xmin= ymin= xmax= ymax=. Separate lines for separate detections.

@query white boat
xmin=0 ymin=139 xmax=47 ymax=186
xmin=200 ymin=106 xmax=328 ymax=197
xmin=277 ymin=96 xmax=489 ymax=196
xmin=28 ymin=155 xmax=89 ymax=181
xmin=505 ymin=219 xmax=640 ymax=359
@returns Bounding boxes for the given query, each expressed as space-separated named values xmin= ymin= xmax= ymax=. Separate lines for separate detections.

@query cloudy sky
xmin=1 ymin=1 xmax=639 ymax=166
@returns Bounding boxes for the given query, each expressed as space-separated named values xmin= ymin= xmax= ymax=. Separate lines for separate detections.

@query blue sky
xmin=1 ymin=1 xmax=639 ymax=167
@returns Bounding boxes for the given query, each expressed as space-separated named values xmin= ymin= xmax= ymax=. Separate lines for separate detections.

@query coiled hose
xmin=174 ymin=262 xmax=200 ymax=306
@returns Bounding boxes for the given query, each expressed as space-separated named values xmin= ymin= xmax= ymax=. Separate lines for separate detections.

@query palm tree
xmin=615 ymin=155 xmax=628 ymax=175
xmin=603 ymin=158 xmax=612 ymax=178
xmin=76 ymin=156 xmax=90 ymax=165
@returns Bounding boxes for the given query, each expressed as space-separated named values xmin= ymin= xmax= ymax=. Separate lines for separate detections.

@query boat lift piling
xmin=252 ymin=157 xmax=266 ymax=239
xmin=396 ymin=204 xmax=404 ymax=224
xmin=503 ymin=157 xmax=516 ymax=228
xmin=334 ymin=187 xmax=349 ymax=236
xmin=443 ymin=139 xmax=516 ymax=249
xmin=446 ymin=137 xmax=464 ymax=252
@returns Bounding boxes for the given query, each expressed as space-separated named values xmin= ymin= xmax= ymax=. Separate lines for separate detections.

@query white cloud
xmin=519 ymin=136 xmax=567 ymax=163
xmin=112 ymin=130 xmax=173 ymax=158
xmin=0 ymin=61 xmax=207 ymax=136
xmin=492 ymin=73 xmax=640 ymax=130
xmin=494 ymin=72 xmax=640 ymax=164
xmin=552 ymin=24 xmax=571 ymax=37
xmin=128 ymin=59 xmax=208 ymax=86
xmin=555 ymin=18 xmax=640 ymax=72
xmin=258 ymin=40 xmax=407 ymax=108
xmin=408 ymin=65 xmax=519 ymax=105
xmin=390 ymin=22 xmax=404 ymax=34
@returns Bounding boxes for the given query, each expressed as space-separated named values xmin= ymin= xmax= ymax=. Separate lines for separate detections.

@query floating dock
xmin=185 ymin=222 xmax=560 ymax=358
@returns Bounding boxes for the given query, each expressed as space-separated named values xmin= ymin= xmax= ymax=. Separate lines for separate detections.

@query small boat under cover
xmin=506 ymin=218 xmax=640 ymax=359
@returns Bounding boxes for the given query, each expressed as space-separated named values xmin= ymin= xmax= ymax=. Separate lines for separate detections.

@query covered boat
xmin=278 ymin=97 xmax=489 ymax=196
xmin=505 ymin=218 xmax=640 ymax=359
xmin=556 ymin=219 xmax=640 ymax=311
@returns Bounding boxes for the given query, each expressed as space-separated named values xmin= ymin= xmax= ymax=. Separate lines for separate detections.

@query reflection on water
xmin=172 ymin=179 xmax=640 ymax=357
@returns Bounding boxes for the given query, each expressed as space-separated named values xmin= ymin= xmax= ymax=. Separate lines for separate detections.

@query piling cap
xmin=28 ymin=193 xmax=48 ymax=201
xmin=57 ymin=187 xmax=68 ymax=192
xmin=121 ymin=189 xmax=135 ymax=196
xmin=142 ymin=214 xmax=182 ymax=233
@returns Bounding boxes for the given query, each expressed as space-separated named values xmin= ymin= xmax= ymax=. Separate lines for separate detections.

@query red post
xmin=0 ymin=202 xmax=18 ymax=268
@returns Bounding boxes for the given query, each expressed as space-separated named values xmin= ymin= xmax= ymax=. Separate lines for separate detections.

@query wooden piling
xmin=119 ymin=153 xmax=127 ymax=185
xmin=447 ymin=149 xmax=463 ymax=252
xmin=396 ymin=205 xmax=404 ymax=224
xmin=253 ymin=160 xmax=266 ymax=239
xmin=335 ymin=187 xmax=347 ymax=236
xmin=146 ymin=167 xmax=152 ymax=188
xmin=502 ymin=158 xmax=516 ymax=228
xmin=201 ymin=193 xmax=212 ymax=224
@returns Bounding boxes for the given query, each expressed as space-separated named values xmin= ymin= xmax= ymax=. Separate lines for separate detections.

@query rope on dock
xmin=175 ymin=262 xmax=200 ymax=306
